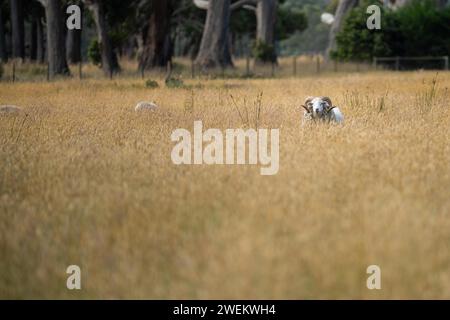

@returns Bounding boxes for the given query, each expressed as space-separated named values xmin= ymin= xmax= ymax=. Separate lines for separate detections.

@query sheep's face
xmin=302 ymin=96 xmax=333 ymax=119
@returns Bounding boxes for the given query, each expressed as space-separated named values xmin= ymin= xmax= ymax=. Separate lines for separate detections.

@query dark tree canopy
xmin=332 ymin=0 xmax=450 ymax=62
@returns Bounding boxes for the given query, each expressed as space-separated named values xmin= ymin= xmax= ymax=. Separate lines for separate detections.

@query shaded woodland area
xmin=0 ymin=0 xmax=308 ymax=77
xmin=0 ymin=0 xmax=449 ymax=78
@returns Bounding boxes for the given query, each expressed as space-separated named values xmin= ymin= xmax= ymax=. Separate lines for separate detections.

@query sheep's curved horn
xmin=300 ymin=105 xmax=311 ymax=113
xmin=326 ymin=105 xmax=336 ymax=113
xmin=322 ymin=96 xmax=332 ymax=106
xmin=302 ymin=97 xmax=314 ymax=113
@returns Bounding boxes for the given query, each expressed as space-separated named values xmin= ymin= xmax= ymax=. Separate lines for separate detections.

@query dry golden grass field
xmin=1 ymin=61 xmax=450 ymax=299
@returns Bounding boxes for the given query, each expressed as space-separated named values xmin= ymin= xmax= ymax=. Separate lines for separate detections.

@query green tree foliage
xmin=230 ymin=2 xmax=307 ymax=43
xmin=276 ymin=5 xmax=308 ymax=41
xmin=230 ymin=6 xmax=256 ymax=39
xmin=87 ymin=39 xmax=102 ymax=66
xmin=172 ymin=0 xmax=207 ymax=58
xmin=279 ymin=0 xmax=330 ymax=55
xmin=251 ymin=4 xmax=307 ymax=62
xmin=332 ymin=0 xmax=450 ymax=61
xmin=252 ymin=40 xmax=276 ymax=62
xmin=326 ymin=0 xmax=339 ymax=14
xmin=394 ymin=0 xmax=450 ymax=56
xmin=102 ymin=0 xmax=139 ymax=52
xmin=83 ymin=0 xmax=140 ymax=57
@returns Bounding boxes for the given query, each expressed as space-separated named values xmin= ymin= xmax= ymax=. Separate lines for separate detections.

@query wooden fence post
xmin=47 ymin=62 xmax=50 ymax=81
xmin=245 ymin=55 xmax=250 ymax=77
xmin=293 ymin=56 xmax=297 ymax=76
xmin=395 ymin=56 xmax=400 ymax=71
xmin=316 ymin=56 xmax=320 ymax=74
xmin=12 ymin=61 xmax=16 ymax=82
xmin=444 ymin=56 xmax=449 ymax=71
xmin=373 ymin=57 xmax=378 ymax=70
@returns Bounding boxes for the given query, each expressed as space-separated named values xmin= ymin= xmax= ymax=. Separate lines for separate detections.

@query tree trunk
xmin=30 ymin=20 xmax=37 ymax=61
xmin=0 ymin=5 xmax=8 ymax=62
xmin=66 ymin=1 xmax=82 ymax=64
xmin=139 ymin=0 xmax=172 ymax=70
xmin=66 ymin=28 xmax=82 ymax=64
xmin=66 ymin=3 xmax=81 ymax=66
xmin=125 ymin=36 xmax=137 ymax=60
xmin=256 ymin=0 xmax=277 ymax=63
xmin=326 ymin=0 xmax=358 ymax=59
xmin=84 ymin=0 xmax=120 ymax=75
xmin=30 ymin=3 xmax=39 ymax=61
xmin=195 ymin=0 xmax=233 ymax=70
xmin=39 ymin=0 xmax=70 ymax=76
xmin=10 ymin=0 xmax=25 ymax=60
xmin=36 ymin=9 xmax=45 ymax=63
xmin=256 ymin=0 xmax=276 ymax=45
xmin=31 ymin=2 xmax=45 ymax=63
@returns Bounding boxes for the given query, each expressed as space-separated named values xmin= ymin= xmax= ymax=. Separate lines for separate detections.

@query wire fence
xmin=1 ymin=55 xmax=449 ymax=83
xmin=373 ymin=56 xmax=449 ymax=71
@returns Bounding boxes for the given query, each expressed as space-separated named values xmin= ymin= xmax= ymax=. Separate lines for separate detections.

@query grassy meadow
xmin=1 ymin=59 xmax=450 ymax=299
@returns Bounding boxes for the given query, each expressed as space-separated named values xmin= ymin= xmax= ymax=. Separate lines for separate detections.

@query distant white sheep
xmin=135 ymin=101 xmax=158 ymax=112
xmin=301 ymin=96 xmax=344 ymax=124
xmin=0 ymin=105 xmax=22 ymax=114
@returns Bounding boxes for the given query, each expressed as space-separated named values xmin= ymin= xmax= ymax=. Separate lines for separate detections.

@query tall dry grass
xmin=0 ymin=70 xmax=450 ymax=299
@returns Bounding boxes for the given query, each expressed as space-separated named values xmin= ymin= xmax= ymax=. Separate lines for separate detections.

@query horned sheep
xmin=300 ymin=96 xmax=344 ymax=124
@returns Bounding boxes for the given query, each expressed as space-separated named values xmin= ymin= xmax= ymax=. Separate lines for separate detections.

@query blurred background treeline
xmin=332 ymin=0 xmax=450 ymax=61
xmin=0 ymin=0 xmax=449 ymax=79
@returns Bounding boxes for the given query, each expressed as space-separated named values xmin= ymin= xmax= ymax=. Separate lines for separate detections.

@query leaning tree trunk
xmin=10 ymin=0 xmax=25 ymax=60
xmin=0 ymin=5 xmax=8 ymax=62
xmin=38 ymin=0 xmax=70 ymax=76
xmin=195 ymin=0 xmax=233 ymax=70
xmin=255 ymin=0 xmax=277 ymax=64
xmin=326 ymin=0 xmax=358 ymax=59
xmin=139 ymin=0 xmax=172 ymax=71
xmin=83 ymin=0 xmax=120 ymax=75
